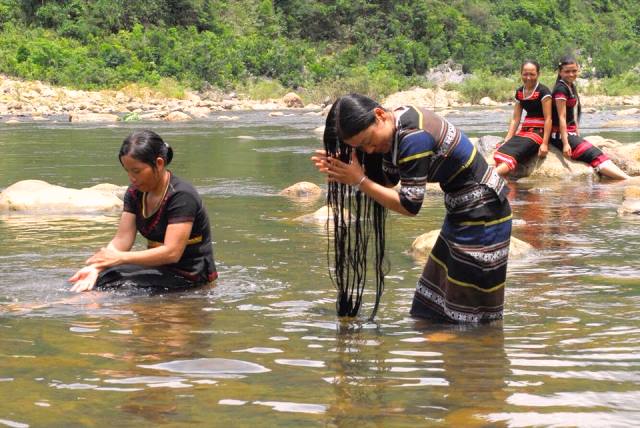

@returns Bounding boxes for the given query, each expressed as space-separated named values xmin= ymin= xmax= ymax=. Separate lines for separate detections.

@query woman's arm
xmin=554 ymin=98 xmax=572 ymax=158
xmin=312 ymin=150 xmax=415 ymax=216
xmin=86 ymin=221 xmax=193 ymax=269
xmin=540 ymin=97 xmax=552 ymax=157
xmin=504 ymin=102 xmax=523 ymax=142
xmin=69 ymin=211 xmax=138 ymax=292
xmin=102 ymin=211 xmax=137 ymax=252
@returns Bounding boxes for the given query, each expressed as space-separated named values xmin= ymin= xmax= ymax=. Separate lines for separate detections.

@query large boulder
xmin=618 ymin=186 xmax=640 ymax=216
xmin=87 ymin=183 xmax=128 ymax=200
xmin=514 ymin=146 xmax=592 ymax=178
xmin=279 ymin=182 xmax=322 ymax=199
xmin=0 ymin=180 xmax=123 ymax=213
xmin=410 ymin=229 xmax=534 ymax=264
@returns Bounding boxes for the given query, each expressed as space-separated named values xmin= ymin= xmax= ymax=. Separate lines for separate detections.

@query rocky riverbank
xmin=2 ymin=74 xmax=640 ymax=124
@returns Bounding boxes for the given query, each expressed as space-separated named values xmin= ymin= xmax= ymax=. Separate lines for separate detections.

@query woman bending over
xmin=312 ymin=94 xmax=511 ymax=323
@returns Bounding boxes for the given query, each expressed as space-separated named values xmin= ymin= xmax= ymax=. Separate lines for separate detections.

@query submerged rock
xmin=279 ymin=182 xmax=322 ymax=199
xmin=409 ymin=229 xmax=534 ymax=264
xmin=0 ymin=180 xmax=123 ymax=213
xmin=293 ymin=205 xmax=332 ymax=224
xmin=618 ymin=186 xmax=640 ymax=216
xmin=293 ymin=205 xmax=351 ymax=224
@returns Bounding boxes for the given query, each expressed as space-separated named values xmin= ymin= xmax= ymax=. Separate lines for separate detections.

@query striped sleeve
xmin=539 ymin=84 xmax=552 ymax=100
xmin=553 ymin=84 xmax=569 ymax=101
xmin=397 ymin=130 xmax=436 ymax=215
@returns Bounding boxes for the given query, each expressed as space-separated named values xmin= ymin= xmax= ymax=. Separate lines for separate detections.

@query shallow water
xmin=1 ymin=110 xmax=639 ymax=427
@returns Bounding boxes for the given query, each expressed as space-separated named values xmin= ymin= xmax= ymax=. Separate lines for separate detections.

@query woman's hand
xmin=86 ymin=247 xmax=125 ymax=269
xmin=69 ymin=265 xmax=101 ymax=293
xmin=538 ymin=143 xmax=548 ymax=158
xmin=311 ymin=150 xmax=365 ymax=186
xmin=563 ymin=143 xmax=572 ymax=158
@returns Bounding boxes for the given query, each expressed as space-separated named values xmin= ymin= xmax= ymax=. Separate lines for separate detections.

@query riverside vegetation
xmin=0 ymin=0 xmax=639 ymax=104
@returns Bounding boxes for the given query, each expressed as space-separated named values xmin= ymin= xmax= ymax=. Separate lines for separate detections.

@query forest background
xmin=1 ymin=0 xmax=639 ymax=103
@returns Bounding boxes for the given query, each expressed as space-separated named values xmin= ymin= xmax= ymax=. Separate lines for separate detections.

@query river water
xmin=0 ymin=108 xmax=639 ymax=427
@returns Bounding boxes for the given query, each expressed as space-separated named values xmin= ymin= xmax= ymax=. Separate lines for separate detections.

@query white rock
xmin=0 ymin=180 xmax=123 ymax=213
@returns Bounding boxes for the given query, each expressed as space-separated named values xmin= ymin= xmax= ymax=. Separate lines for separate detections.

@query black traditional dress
xmin=96 ymin=173 xmax=217 ymax=290
xmin=384 ymin=106 xmax=512 ymax=323
xmin=494 ymin=83 xmax=551 ymax=171
xmin=550 ymin=80 xmax=608 ymax=168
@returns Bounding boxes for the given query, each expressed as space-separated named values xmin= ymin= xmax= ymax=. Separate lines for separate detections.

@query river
xmin=1 ymin=108 xmax=639 ymax=427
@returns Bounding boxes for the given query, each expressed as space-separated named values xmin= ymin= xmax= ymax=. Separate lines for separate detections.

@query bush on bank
xmin=0 ymin=1 xmax=638 ymax=102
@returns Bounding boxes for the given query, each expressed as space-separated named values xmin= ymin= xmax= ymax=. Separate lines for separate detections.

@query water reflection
xmin=1 ymin=115 xmax=639 ymax=426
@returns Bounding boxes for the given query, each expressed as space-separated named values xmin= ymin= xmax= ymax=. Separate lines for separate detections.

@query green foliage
xmin=599 ymin=70 xmax=640 ymax=96
xmin=237 ymin=78 xmax=286 ymax=100
xmin=457 ymin=71 xmax=516 ymax=103
xmin=0 ymin=0 xmax=638 ymax=97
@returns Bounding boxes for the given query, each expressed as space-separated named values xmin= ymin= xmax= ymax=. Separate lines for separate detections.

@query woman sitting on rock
xmin=550 ymin=56 xmax=629 ymax=180
xmin=69 ymin=130 xmax=217 ymax=292
xmin=494 ymin=59 xmax=552 ymax=176
xmin=312 ymin=94 xmax=512 ymax=323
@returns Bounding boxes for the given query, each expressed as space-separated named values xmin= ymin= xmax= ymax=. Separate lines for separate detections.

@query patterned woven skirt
xmin=410 ymin=184 xmax=512 ymax=323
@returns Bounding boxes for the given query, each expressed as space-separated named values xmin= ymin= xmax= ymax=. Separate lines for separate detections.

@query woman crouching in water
xmin=69 ymin=130 xmax=217 ymax=292
xmin=312 ymin=94 xmax=512 ymax=323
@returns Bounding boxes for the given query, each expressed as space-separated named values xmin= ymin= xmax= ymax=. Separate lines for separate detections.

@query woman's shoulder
xmin=124 ymin=185 xmax=142 ymax=201
xmin=538 ymin=83 xmax=552 ymax=94
xmin=168 ymin=174 xmax=202 ymax=201
xmin=552 ymin=80 xmax=570 ymax=94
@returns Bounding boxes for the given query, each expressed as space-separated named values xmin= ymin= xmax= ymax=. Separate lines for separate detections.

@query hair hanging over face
xmin=323 ymin=94 xmax=389 ymax=319
xmin=119 ymin=130 xmax=173 ymax=169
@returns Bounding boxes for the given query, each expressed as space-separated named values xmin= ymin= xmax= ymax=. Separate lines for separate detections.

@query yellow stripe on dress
xmin=445 ymin=145 xmax=476 ymax=184
xmin=398 ymin=150 xmax=433 ymax=164
xmin=147 ymin=235 xmax=203 ymax=249
xmin=458 ymin=214 xmax=513 ymax=227
xmin=430 ymin=253 xmax=506 ymax=293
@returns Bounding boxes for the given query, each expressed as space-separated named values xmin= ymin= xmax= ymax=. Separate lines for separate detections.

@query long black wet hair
xmin=119 ymin=130 xmax=173 ymax=169
xmin=323 ymin=94 xmax=390 ymax=319
xmin=556 ymin=55 xmax=581 ymax=121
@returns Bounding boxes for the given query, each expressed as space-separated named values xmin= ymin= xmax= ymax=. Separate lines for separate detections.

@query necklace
xmin=142 ymin=171 xmax=170 ymax=218
xmin=522 ymin=82 xmax=539 ymax=99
